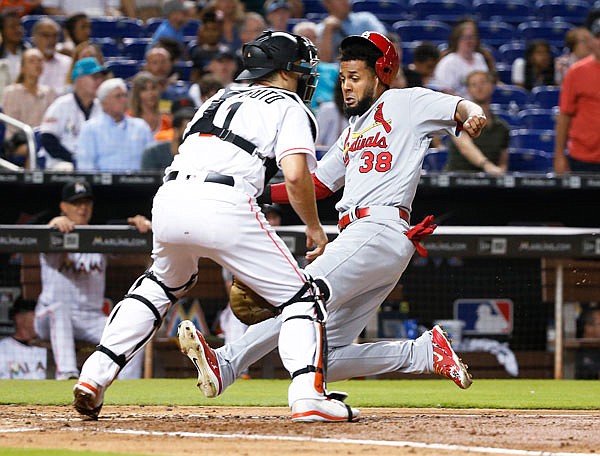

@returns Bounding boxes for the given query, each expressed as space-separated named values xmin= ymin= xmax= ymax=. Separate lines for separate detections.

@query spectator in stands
xmin=130 ymin=0 xmax=163 ymax=22
xmin=555 ymin=27 xmax=592 ymax=85
xmin=39 ymin=57 xmax=106 ymax=170
xmin=189 ymin=6 xmax=229 ymax=83
xmin=143 ymin=46 xmax=178 ymax=96
xmin=43 ymin=0 xmax=124 ymax=16
xmin=0 ymin=9 xmax=30 ymax=83
xmin=188 ymin=72 xmax=224 ymax=108
xmin=576 ymin=306 xmax=600 ymax=379
xmin=404 ymin=42 xmax=440 ymax=88
xmin=239 ymin=11 xmax=267 ymax=46
xmin=445 ymin=71 xmax=509 ymax=175
xmin=554 ymin=19 xmax=600 ymax=174
xmin=432 ymin=19 xmax=490 ymax=98
xmin=32 ymin=17 xmax=72 ymax=95
xmin=129 ymin=71 xmax=172 ymax=140
xmin=203 ymin=49 xmax=239 ymax=87
xmin=0 ymin=297 xmax=47 ymax=379
xmin=315 ymin=78 xmax=348 ymax=149
xmin=212 ymin=0 xmax=245 ymax=51
xmin=57 ymin=13 xmax=91 ymax=57
xmin=264 ymin=0 xmax=291 ymax=32
xmin=78 ymin=78 xmax=154 ymax=172
xmin=316 ymin=0 xmax=386 ymax=63
xmin=141 ymin=105 xmax=195 ymax=172
xmin=512 ymin=40 xmax=556 ymax=92
xmin=149 ymin=0 xmax=192 ymax=57
xmin=65 ymin=41 xmax=105 ymax=87
xmin=2 ymin=48 xmax=56 ymax=140
xmin=292 ymin=21 xmax=339 ymax=111
xmin=34 ymin=179 xmax=150 ymax=380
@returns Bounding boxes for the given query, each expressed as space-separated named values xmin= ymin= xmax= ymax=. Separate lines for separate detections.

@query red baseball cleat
xmin=178 ymin=320 xmax=223 ymax=398
xmin=431 ymin=324 xmax=473 ymax=389
xmin=73 ymin=380 xmax=104 ymax=420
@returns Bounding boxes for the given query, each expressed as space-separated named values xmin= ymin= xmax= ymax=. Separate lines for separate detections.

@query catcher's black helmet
xmin=235 ymin=30 xmax=319 ymax=103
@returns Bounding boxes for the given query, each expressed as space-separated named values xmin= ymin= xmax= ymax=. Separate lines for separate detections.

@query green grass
xmin=1 ymin=378 xmax=600 ymax=409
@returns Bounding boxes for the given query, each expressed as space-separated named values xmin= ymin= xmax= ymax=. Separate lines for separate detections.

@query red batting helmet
xmin=340 ymin=31 xmax=399 ymax=86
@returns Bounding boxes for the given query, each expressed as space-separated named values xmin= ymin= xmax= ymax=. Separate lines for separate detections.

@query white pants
xmin=216 ymin=217 xmax=434 ymax=390
xmin=80 ymin=180 xmax=322 ymax=405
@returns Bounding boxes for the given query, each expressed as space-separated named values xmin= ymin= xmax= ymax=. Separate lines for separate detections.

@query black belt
xmin=165 ymin=170 xmax=234 ymax=187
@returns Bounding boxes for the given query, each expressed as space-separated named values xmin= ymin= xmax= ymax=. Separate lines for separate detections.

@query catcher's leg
xmin=278 ymin=276 xmax=359 ymax=422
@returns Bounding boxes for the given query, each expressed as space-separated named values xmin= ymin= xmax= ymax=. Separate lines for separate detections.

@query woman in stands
xmin=129 ymin=70 xmax=172 ymax=141
xmin=57 ymin=13 xmax=91 ymax=57
xmin=1 ymin=48 xmax=56 ymax=142
xmin=512 ymin=39 xmax=556 ymax=91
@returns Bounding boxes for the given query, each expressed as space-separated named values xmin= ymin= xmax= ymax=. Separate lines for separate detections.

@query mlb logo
xmin=454 ymin=299 xmax=513 ymax=335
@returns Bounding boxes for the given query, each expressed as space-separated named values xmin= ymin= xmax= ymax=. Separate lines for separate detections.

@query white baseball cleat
xmin=291 ymin=398 xmax=360 ymax=422
xmin=177 ymin=320 xmax=222 ymax=398
xmin=431 ymin=324 xmax=473 ymax=389
xmin=73 ymin=380 xmax=104 ymax=420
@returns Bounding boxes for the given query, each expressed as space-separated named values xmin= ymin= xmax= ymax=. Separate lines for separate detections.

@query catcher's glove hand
xmin=230 ymin=276 xmax=281 ymax=325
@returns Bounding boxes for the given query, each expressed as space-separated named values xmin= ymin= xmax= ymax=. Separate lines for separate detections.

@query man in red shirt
xmin=554 ymin=18 xmax=600 ymax=173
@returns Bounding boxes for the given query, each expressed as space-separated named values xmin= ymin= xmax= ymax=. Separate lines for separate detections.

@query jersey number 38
xmin=358 ymin=151 xmax=392 ymax=173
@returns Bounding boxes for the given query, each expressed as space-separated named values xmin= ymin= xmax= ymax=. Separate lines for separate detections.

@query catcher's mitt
xmin=230 ymin=276 xmax=281 ymax=325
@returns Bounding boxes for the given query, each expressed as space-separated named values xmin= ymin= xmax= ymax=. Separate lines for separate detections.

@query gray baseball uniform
xmin=214 ymin=87 xmax=464 ymax=389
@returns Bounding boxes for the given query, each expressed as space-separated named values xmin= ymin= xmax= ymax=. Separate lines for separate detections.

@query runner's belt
xmin=338 ymin=206 xmax=410 ymax=232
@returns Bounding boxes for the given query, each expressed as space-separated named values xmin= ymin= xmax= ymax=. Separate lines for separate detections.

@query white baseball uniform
xmin=78 ymin=84 xmax=330 ymax=406
xmin=213 ymin=87 xmax=465 ymax=389
xmin=39 ymin=93 xmax=102 ymax=170
xmin=0 ymin=337 xmax=47 ymax=379
xmin=34 ymin=252 xmax=142 ymax=380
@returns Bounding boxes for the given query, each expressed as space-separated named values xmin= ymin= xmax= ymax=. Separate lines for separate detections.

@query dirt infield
xmin=1 ymin=405 xmax=599 ymax=455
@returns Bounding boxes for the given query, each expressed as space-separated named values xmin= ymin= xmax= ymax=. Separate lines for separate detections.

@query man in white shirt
xmin=32 ymin=17 xmax=72 ymax=95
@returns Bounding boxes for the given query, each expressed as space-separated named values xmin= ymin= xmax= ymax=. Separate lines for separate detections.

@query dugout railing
xmin=0 ymin=225 xmax=599 ymax=380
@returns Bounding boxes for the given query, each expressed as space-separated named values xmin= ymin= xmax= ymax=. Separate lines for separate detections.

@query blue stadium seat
xmin=122 ymin=38 xmax=153 ymax=60
xmin=510 ymin=129 xmax=555 ymax=153
xmin=173 ymin=61 xmax=192 ymax=81
xmin=409 ymin=0 xmax=469 ymax=21
xmin=497 ymin=42 xmax=526 ymax=64
xmin=106 ymin=60 xmax=141 ymax=79
xmin=517 ymin=108 xmax=557 ymax=129
xmin=89 ymin=38 xmax=121 ymax=58
xmin=495 ymin=62 xmax=513 ymax=85
xmin=182 ymin=19 xmax=200 ymax=39
xmin=517 ymin=21 xmax=574 ymax=48
xmin=90 ymin=17 xmax=144 ymax=39
xmin=530 ymin=85 xmax=560 ymax=108
xmin=304 ymin=0 xmax=328 ymax=14
xmin=422 ymin=149 xmax=448 ymax=171
xmin=144 ymin=17 xmax=162 ymax=37
xmin=492 ymin=85 xmax=530 ymax=109
xmin=352 ymin=0 xmax=406 ymax=23
xmin=477 ymin=21 xmax=516 ymax=47
xmin=163 ymin=80 xmax=192 ymax=101
xmin=508 ymin=148 xmax=553 ymax=173
xmin=536 ymin=0 xmax=590 ymax=25
xmin=392 ymin=20 xmax=452 ymax=44
xmin=472 ymin=0 xmax=535 ymax=24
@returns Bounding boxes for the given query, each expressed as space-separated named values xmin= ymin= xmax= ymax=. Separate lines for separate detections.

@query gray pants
xmin=217 ymin=216 xmax=434 ymax=390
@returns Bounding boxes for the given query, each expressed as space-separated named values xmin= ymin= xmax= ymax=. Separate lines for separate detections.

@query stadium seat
xmin=492 ymin=85 xmax=530 ymax=110
xmin=21 ymin=14 xmax=66 ymax=37
xmin=536 ymin=0 xmax=589 ymax=25
xmin=517 ymin=108 xmax=557 ymax=129
xmin=122 ymin=38 xmax=153 ymax=61
xmin=422 ymin=149 xmax=448 ymax=171
xmin=303 ymin=0 xmax=328 ymax=14
xmin=182 ymin=19 xmax=200 ymax=39
xmin=392 ymin=20 xmax=452 ymax=44
xmin=477 ymin=21 xmax=516 ymax=47
xmin=510 ymin=129 xmax=555 ymax=153
xmin=89 ymin=38 xmax=121 ymax=58
xmin=497 ymin=42 xmax=526 ymax=65
xmin=409 ymin=0 xmax=470 ymax=21
xmin=173 ymin=61 xmax=192 ymax=81
xmin=508 ymin=148 xmax=553 ymax=173
xmin=163 ymin=80 xmax=192 ymax=101
xmin=144 ymin=17 xmax=162 ymax=37
xmin=472 ymin=0 xmax=535 ymax=24
xmin=106 ymin=60 xmax=141 ymax=79
xmin=495 ymin=62 xmax=513 ymax=85
xmin=517 ymin=21 xmax=574 ymax=48
xmin=530 ymin=85 xmax=560 ymax=109
xmin=352 ymin=0 xmax=407 ymax=23
xmin=90 ymin=17 xmax=144 ymax=39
